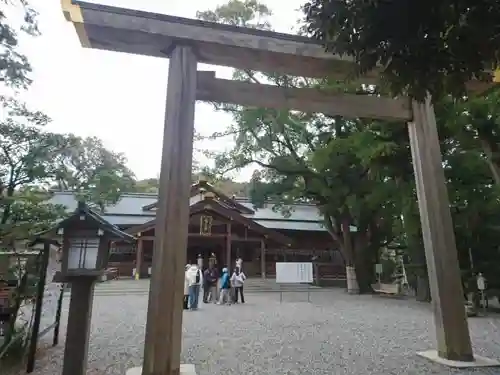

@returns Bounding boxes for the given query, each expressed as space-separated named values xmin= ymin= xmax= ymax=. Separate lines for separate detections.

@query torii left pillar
xmin=126 ymin=44 xmax=197 ymax=375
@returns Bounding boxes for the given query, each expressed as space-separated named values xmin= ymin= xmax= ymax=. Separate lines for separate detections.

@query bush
xmin=0 ymin=325 xmax=29 ymax=370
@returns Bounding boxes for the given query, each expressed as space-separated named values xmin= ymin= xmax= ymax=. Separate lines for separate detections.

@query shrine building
xmin=50 ymin=180 xmax=346 ymax=282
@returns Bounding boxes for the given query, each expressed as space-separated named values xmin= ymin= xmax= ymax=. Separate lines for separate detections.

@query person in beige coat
xmin=183 ymin=264 xmax=190 ymax=310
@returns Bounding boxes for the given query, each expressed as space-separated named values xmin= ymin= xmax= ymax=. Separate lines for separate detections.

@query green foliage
xmin=1 ymin=189 xmax=66 ymax=242
xmin=1 ymin=98 xmax=135 ymax=242
xmin=197 ymin=0 xmax=410 ymax=293
xmin=53 ymin=136 xmax=136 ymax=210
xmin=0 ymin=98 xmax=69 ymax=243
xmin=0 ymin=253 xmax=44 ymax=369
xmin=0 ymin=2 xmax=135 ymax=241
xmin=199 ymin=0 xmax=500 ymax=297
xmin=0 ymin=0 xmax=39 ymax=89
xmin=303 ymin=0 xmax=500 ymax=100
xmin=196 ymin=0 xmax=272 ymax=29
xmin=0 ymin=325 xmax=28 ymax=367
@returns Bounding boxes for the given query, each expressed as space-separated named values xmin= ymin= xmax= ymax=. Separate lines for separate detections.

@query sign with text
xmin=276 ymin=262 xmax=313 ymax=284
xmin=200 ymin=215 xmax=213 ymax=235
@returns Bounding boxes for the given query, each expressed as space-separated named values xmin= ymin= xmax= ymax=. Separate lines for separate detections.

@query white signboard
xmin=276 ymin=262 xmax=313 ymax=284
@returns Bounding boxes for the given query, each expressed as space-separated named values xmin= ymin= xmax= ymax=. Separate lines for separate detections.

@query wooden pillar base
xmin=126 ymin=364 xmax=197 ymax=375
xmin=417 ymin=350 xmax=500 ymax=368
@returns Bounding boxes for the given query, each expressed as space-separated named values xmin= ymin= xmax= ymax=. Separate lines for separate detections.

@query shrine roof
xmin=38 ymin=200 xmax=136 ymax=242
xmin=124 ymin=198 xmax=291 ymax=245
xmin=49 ymin=191 xmax=338 ymax=232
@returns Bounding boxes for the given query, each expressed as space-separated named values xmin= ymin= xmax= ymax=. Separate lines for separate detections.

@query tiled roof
xmin=49 ymin=191 xmax=356 ymax=232
xmin=37 ymin=200 xmax=136 ymax=242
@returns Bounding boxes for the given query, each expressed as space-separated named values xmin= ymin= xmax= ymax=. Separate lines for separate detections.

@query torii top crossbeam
xmin=61 ymin=0 xmax=491 ymax=372
xmin=62 ymin=0 xmax=498 ymax=94
xmin=62 ymin=0 xmax=378 ymax=80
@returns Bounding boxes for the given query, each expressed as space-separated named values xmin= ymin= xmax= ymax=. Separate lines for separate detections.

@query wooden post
xmin=226 ymin=222 xmax=232 ymax=269
xmin=260 ymin=239 xmax=266 ymax=279
xmin=52 ymin=284 xmax=64 ymax=347
xmin=62 ymin=277 xmax=96 ymax=375
xmin=26 ymin=241 xmax=51 ymax=373
xmin=135 ymin=238 xmax=143 ymax=279
xmin=142 ymin=45 xmax=197 ymax=375
xmin=408 ymin=96 xmax=473 ymax=361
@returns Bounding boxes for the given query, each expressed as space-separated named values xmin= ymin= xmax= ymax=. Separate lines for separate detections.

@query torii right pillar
xmin=408 ymin=95 xmax=498 ymax=367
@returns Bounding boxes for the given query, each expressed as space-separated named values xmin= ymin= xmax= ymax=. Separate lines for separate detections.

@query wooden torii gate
xmin=61 ymin=1 xmax=499 ymax=374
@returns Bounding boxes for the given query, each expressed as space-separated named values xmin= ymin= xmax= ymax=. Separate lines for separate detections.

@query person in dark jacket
xmin=203 ymin=265 xmax=219 ymax=303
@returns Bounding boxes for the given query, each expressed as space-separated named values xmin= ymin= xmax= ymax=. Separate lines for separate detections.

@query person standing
xmin=235 ymin=258 xmax=243 ymax=273
xmin=218 ymin=268 xmax=231 ymax=305
xmin=203 ymin=263 xmax=219 ymax=303
xmin=187 ymin=264 xmax=202 ymax=310
xmin=203 ymin=267 xmax=210 ymax=303
xmin=231 ymin=267 xmax=246 ymax=303
xmin=183 ymin=264 xmax=190 ymax=310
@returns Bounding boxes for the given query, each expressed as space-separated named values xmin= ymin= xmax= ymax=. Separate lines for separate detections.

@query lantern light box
xmin=38 ymin=201 xmax=135 ymax=279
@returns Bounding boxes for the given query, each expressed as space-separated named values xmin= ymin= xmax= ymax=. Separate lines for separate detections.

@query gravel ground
xmin=21 ymin=289 xmax=500 ymax=375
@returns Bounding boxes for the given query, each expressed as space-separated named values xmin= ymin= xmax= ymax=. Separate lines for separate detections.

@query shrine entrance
xmin=124 ymin=192 xmax=290 ymax=278
xmin=61 ymin=1 xmax=500 ymax=373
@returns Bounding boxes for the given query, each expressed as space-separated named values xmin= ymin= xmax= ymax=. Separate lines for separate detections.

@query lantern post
xmin=49 ymin=202 xmax=135 ymax=375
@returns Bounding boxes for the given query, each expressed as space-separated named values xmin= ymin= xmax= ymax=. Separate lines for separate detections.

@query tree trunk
xmin=353 ymin=246 xmax=373 ymax=294
xmin=400 ymin=191 xmax=430 ymax=302
xmin=1 ymin=185 xmax=15 ymax=226
xmin=341 ymin=220 xmax=360 ymax=294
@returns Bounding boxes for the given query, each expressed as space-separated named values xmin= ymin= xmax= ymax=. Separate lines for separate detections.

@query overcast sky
xmin=18 ymin=0 xmax=304 ymax=181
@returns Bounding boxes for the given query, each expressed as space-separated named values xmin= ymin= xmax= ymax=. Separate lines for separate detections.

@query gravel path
xmin=23 ymin=289 xmax=500 ymax=375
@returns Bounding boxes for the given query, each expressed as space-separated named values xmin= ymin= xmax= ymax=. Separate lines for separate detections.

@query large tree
xmin=53 ymin=136 xmax=136 ymax=210
xmin=1 ymin=1 xmax=136 ymax=242
xmin=0 ymin=101 xmax=135 ymax=242
xmin=303 ymin=0 xmax=500 ymax=100
xmin=198 ymin=0 xmax=500 ymax=299
xmin=197 ymin=0 xmax=410 ymax=293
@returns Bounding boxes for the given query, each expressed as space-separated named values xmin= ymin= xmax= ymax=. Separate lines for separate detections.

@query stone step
xmin=64 ymin=278 xmax=321 ymax=296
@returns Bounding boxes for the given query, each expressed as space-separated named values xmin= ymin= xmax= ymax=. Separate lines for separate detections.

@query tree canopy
xmin=197 ymin=0 xmax=500 ymax=298
xmin=0 ymin=99 xmax=137 ymax=242
xmin=0 ymin=1 xmax=137 ymax=244
xmin=1 ymin=0 xmax=39 ymax=89
xmin=303 ymin=0 xmax=500 ymax=100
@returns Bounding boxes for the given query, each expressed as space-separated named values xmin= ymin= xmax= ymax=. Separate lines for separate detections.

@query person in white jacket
xmin=186 ymin=264 xmax=202 ymax=310
xmin=231 ymin=267 xmax=246 ymax=303
xmin=183 ymin=264 xmax=190 ymax=310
